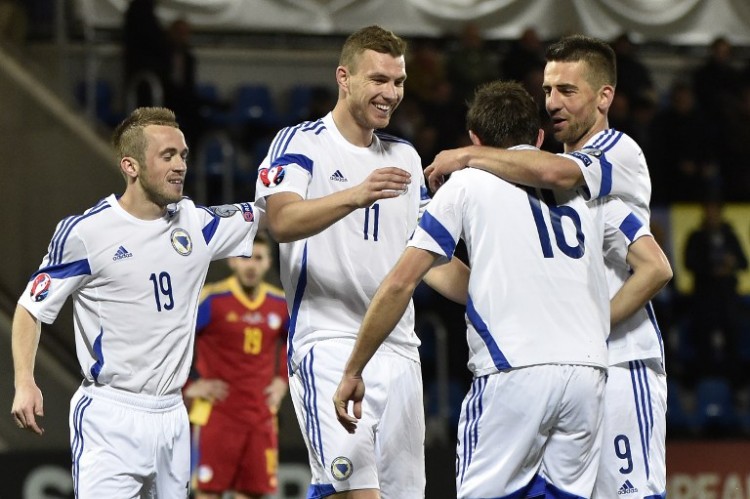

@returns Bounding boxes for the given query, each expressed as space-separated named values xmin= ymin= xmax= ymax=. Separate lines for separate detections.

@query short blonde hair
xmin=112 ymin=107 xmax=179 ymax=166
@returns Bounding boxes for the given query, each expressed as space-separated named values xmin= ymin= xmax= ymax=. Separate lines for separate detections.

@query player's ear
xmin=336 ymin=66 xmax=349 ymax=93
xmin=120 ymin=157 xmax=139 ymax=179
xmin=535 ymin=128 xmax=544 ymax=148
xmin=468 ymin=130 xmax=481 ymax=146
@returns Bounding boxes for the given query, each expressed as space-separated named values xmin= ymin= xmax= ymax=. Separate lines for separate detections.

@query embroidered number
xmin=525 ymin=188 xmax=585 ymax=259
xmin=364 ymin=203 xmax=380 ymax=241
xmin=614 ymin=434 xmax=634 ymax=474
xmin=149 ymin=272 xmax=174 ymax=312
xmin=243 ymin=327 xmax=263 ymax=354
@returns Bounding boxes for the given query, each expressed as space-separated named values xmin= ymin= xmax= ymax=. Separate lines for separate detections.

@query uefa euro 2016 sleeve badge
xmin=330 ymin=456 xmax=353 ymax=481
xmin=171 ymin=228 xmax=193 ymax=256
xmin=259 ymin=165 xmax=286 ymax=187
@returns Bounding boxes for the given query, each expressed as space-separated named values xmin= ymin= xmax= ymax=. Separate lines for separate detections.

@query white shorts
xmin=69 ymin=383 xmax=191 ymax=498
xmin=289 ymin=338 xmax=425 ymax=499
xmin=456 ymin=364 xmax=606 ymax=499
xmin=593 ymin=359 xmax=667 ymax=499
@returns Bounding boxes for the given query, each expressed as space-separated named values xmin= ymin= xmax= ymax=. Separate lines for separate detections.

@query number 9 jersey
xmin=18 ymin=194 xmax=260 ymax=397
xmin=254 ymin=113 xmax=429 ymax=373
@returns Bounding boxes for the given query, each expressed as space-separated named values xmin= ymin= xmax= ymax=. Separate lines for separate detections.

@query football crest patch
xmin=30 ymin=273 xmax=52 ymax=302
xmin=171 ymin=228 xmax=193 ymax=256
xmin=260 ymin=165 xmax=286 ymax=187
xmin=331 ymin=456 xmax=353 ymax=481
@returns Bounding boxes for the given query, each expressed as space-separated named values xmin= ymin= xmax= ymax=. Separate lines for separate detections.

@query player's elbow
xmin=654 ymin=260 xmax=674 ymax=289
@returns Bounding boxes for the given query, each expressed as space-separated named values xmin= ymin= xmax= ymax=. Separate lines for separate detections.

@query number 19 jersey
xmin=18 ymin=195 xmax=259 ymax=396
xmin=254 ymin=113 xmax=429 ymax=371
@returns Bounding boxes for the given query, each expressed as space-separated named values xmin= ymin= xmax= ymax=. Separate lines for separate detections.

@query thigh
xmin=69 ymin=389 xmax=150 ymax=499
xmin=374 ymin=353 xmax=425 ymax=499
xmin=456 ymin=368 xmax=557 ymax=499
xmin=194 ymin=416 xmax=249 ymax=492
xmin=235 ymin=417 xmax=280 ymax=495
xmin=289 ymin=340 xmax=382 ymax=496
xmin=593 ymin=361 xmax=667 ymax=499
xmin=154 ymin=405 xmax=191 ymax=498
xmin=542 ymin=365 xmax=606 ymax=498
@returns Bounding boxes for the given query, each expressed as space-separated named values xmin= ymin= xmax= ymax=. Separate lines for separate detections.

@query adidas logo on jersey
xmin=617 ymin=480 xmax=638 ymax=495
xmin=112 ymin=245 xmax=133 ymax=261
xmin=330 ymin=170 xmax=348 ymax=182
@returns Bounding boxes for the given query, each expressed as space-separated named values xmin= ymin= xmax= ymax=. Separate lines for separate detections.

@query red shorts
xmin=192 ymin=413 xmax=278 ymax=495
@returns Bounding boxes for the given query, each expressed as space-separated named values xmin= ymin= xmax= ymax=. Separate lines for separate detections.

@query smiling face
xmin=343 ymin=49 xmax=406 ymax=132
xmin=138 ymin=124 xmax=188 ymax=206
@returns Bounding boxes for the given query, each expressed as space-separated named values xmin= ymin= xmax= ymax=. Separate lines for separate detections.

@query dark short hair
xmin=339 ymin=25 xmax=407 ymax=73
xmin=466 ymin=80 xmax=540 ymax=148
xmin=546 ymin=34 xmax=617 ymax=89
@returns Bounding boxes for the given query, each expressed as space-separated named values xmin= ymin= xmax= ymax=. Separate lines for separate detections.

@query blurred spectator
xmin=405 ymin=39 xmax=448 ymax=107
xmin=610 ymin=33 xmax=656 ymax=104
xmin=122 ymin=0 xmax=171 ymax=107
xmin=719 ymin=84 xmax=750 ymax=201
xmin=649 ymin=81 xmax=720 ymax=203
xmin=684 ymin=199 xmax=748 ymax=385
xmin=692 ymin=36 xmax=743 ymax=123
xmin=501 ymin=27 xmax=545 ymax=83
xmin=444 ymin=22 xmax=500 ymax=103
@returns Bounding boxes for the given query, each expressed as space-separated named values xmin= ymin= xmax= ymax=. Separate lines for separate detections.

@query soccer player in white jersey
xmin=254 ymin=26 xmax=467 ymax=499
xmin=335 ymin=80 xmax=617 ymax=498
xmin=426 ymin=35 xmax=671 ymax=499
xmin=10 ymin=107 xmax=261 ymax=497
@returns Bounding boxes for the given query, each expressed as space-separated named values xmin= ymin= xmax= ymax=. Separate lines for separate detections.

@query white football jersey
xmin=255 ymin=113 xmax=429 ymax=370
xmin=18 ymin=195 xmax=260 ymax=396
xmin=409 ymin=147 xmax=609 ymax=375
xmin=564 ymin=129 xmax=664 ymax=367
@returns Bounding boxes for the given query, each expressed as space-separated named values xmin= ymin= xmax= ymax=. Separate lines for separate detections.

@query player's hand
xmin=11 ymin=381 xmax=45 ymax=436
xmin=350 ymin=167 xmax=411 ymax=208
xmin=424 ymin=147 xmax=471 ymax=193
xmin=333 ymin=374 xmax=365 ymax=434
xmin=264 ymin=376 xmax=288 ymax=414
xmin=183 ymin=378 xmax=229 ymax=402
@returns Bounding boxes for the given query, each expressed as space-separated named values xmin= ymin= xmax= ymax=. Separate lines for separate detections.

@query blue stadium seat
xmin=74 ymin=79 xmax=123 ymax=127
xmin=666 ymin=379 xmax=693 ymax=435
xmin=229 ymin=84 xmax=280 ymax=129
xmin=694 ymin=376 xmax=739 ymax=435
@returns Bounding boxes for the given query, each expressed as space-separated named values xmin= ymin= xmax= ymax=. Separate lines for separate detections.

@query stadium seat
xmin=666 ymin=379 xmax=694 ymax=436
xmin=74 ymin=79 xmax=123 ymax=127
xmin=694 ymin=376 xmax=739 ymax=435
xmin=229 ymin=84 xmax=280 ymax=129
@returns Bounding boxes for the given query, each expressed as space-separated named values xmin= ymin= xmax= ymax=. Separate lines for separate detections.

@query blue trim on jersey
xmin=466 ymin=297 xmax=511 ymax=371
xmin=591 ymin=129 xmax=624 ymax=197
xmin=459 ymin=376 xmax=487 ymax=485
xmin=90 ymin=328 xmax=105 ymax=381
xmin=307 ymin=483 xmax=337 ymax=499
xmin=31 ymin=259 xmax=92 ymax=281
xmin=272 ymin=153 xmax=314 ymax=174
xmin=71 ymin=394 xmax=93 ymax=498
xmin=270 ymin=124 xmax=300 ymax=161
xmin=50 ymin=200 xmax=111 ymax=266
xmin=645 ymin=301 xmax=665 ymax=363
xmin=195 ymin=295 xmax=216 ymax=332
xmin=300 ymin=351 xmax=325 ymax=469
xmin=630 ymin=360 xmax=653 ymax=479
xmin=418 ymin=211 xmax=456 ymax=258
xmin=287 ymin=243 xmax=309 ymax=373
xmin=644 ymin=494 xmax=666 ymax=499
xmin=479 ymin=474 xmax=547 ymax=499
xmin=202 ymin=215 xmax=221 ymax=244
xmin=374 ymin=130 xmax=415 ymax=147
xmin=619 ymin=212 xmax=643 ymax=242
xmin=420 ymin=185 xmax=430 ymax=201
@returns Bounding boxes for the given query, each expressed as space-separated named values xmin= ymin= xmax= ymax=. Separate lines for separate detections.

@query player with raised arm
xmin=11 ymin=107 xmax=261 ymax=497
xmin=426 ymin=35 xmax=669 ymax=498
xmin=254 ymin=25 xmax=467 ymax=499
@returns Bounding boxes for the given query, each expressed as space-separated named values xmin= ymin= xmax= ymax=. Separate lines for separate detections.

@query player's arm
xmin=423 ymin=257 xmax=469 ymax=305
xmin=425 ymin=145 xmax=583 ymax=193
xmin=611 ymin=236 xmax=673 ymax=327
xmin=333 ymin=247 xmax=438 ymax=433
xmin=265 ymin=167 xmax=411 ymax=242
xmin=11 ymin=304 xmax=45 ymax=435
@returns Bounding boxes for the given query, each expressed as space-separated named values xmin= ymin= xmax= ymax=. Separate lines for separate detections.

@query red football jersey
xmin=193 ymin=277 xmax=289 ymax=424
